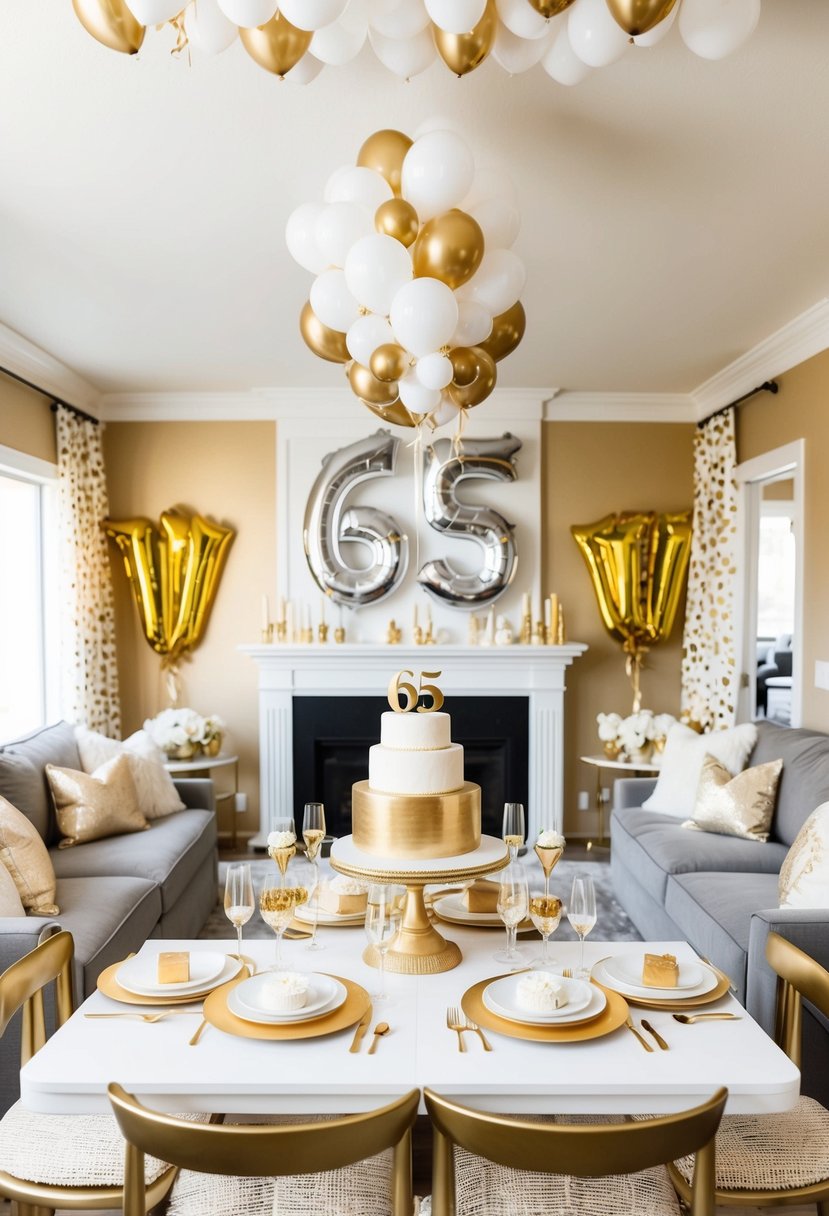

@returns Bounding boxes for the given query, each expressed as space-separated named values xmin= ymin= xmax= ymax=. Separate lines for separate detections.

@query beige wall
xmin=737 ymin=347 xmax=829 ymax=731
xmin=0 ymin=373 xmax=56 ymax=463
xmin=543 ymin=421 xmax=696 ymax=833
xmin=103 ymin=421 xmax=277 ymax=841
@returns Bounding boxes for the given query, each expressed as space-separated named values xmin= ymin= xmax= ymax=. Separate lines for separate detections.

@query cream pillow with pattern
xmin=779 ymin=803 xmax=829 ymax=908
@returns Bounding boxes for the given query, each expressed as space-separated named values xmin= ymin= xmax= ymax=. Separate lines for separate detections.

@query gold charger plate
xmin=461 ymin=977 xmax=628 ymax=1043
xmin=97 ymin=958 xmax=238 ymax=1006
xmin=204 ymin=971 xmax=371 ymax=1041
xmin=593 ymin=960 xmax=732 ymax=1011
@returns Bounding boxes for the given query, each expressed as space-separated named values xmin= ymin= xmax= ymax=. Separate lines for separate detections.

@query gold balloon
xmin=370 ymin=343 xmax=409 ymax=383
xmin=357 ymin=129 xmax=413 ymax=197
xmin=103 ymin=511 xmax=235 ymax=663
xmin=362 ymin=400 xmax=420 ymax=428
xmin=375 ymin=199 xmax=420 ymax=248
xmin=434 ymin=0 xmax=496 ymax=76
xmin=412 ymin=209 xmax=485 ymax=290
xmin=72 ymin=0 xmax=145 ymax=54
xmin=479 ymin=300 xmax=526 ymax=363
xmin=299 ymin=301 xmax=349 ymax=364
xmin=448 ymin=347 xmax=497 ymax=407
xmin=348 ymin=362 xmax=400 ymax=407
xmin=449 ymin=347 xmax=478 ymax=387
xmin=605 ymin=0 xmax=677 ymax=35
xmin=527 ymin=0 xmax=577 ymax=15
xmin=239 ymin=13 xmax=312 ymax=77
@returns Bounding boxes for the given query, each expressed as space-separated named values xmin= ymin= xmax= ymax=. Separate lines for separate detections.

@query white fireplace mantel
xmin=240 ymin=643 xmax=587 ymax=846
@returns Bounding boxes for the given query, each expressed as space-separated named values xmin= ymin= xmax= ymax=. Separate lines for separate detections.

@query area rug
xmin=198 ymin=857 xmax=640 ymax=943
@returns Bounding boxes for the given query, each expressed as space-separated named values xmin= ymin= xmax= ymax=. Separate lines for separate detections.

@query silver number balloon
xmin=303 ymin=430 xmax=408 ymax=606
xmin=418 ymin=433 xmax=522 ymax=608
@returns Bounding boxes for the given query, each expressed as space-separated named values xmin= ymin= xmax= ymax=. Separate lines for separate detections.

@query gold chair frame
xmin=668 ymin=931 xmax=829 ymax=1214
xmin=109 ymin=1082 xmax=420 ymax=1216
xmin=425 ymin=1085 xmax=727 ymax=1216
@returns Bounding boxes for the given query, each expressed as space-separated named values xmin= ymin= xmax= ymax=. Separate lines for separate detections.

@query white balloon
xmin=286 ymin=202 xmax=329 ymax=274
xmin=347 ymin=314 xmax=394 ymax=365
xmin=679 ymin=0 xmax=760 ymax=60
xmin=493 ymin=19 xmax=553 ymax=72
xmin=124 ymin=0 xmax=184 ymax=19
xmin=429 ymin=397 xmax=461 ymax=428
xmin=399 ymin=371 xmax=442 ymax=414
xmin=632 ymin=0 xmax=677 ymax=45
xmin=424 ymin=0 xmax=486 ymax=34
xmin=279 ymin=0 xmax=348 ymax=31
xmin=390 ymin=278 xmax=459 ymax=358
xmin=325 ymin=166 xmax=393 ymax=210
xmin=283 ymin=51 xmax=326 ymax=82
xmin=215 ymin=0 xmax=277 ymax=26
xmin=369 ymin=26 xmax=436 ymax=77
xmin=310 ymin=269 xmax=361 ymax=332
xmin=463 ymin=165 xmax=518 ymax=209
xmin=416 ymin=352 xmax=454 ymax=391
xmin=568 ymin=0 xmax=629 ymax=66
xmin=495 ymin=0 xmax=550 ymax=40
xmin=457 ymin=249 xmax=526 ymax=315
xmin=311 ymin=0 xmax=368 ymax=63
xmin=369 ymin=0 xmax=431 ymax=38
xmin=315 ymin=202 xmax=374 ymax=269
xmin=402 ymin=130 xmax=476 ymax=221
xmin=345 ymin=234 xmax=413 ymax=316
xmin=185 ymin=0 xmax=237 ymax=55
xmin=542 ymin=22 xmax=591 ymax=82
xmin=470 ymin=195 xmax=521 ymax=247
xmin=450 ymin=299 xmax=493 ymax=347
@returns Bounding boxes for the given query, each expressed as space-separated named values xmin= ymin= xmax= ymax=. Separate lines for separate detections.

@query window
xmin=0 ymin=447 xmax=59 ymax=740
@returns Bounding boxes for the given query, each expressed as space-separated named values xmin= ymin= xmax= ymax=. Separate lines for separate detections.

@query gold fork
xmin=446 ymin=1006 xmax=467 ymax=1052
xmin=84 ymin=1011 xmax=201 ymax=1023
xmin=463 ymin=1016 xmax=493 ymax=1051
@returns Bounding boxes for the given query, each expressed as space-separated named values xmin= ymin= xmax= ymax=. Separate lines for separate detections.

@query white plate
xmin=591 ymin=957 xmax=717 ymax=1001
xmin=432 ymin=892 xmax=501 ymax=924
xmin=294 ymin=904 xmax=364 ymax=926
xmin=482 ymin=974 xmax=605 ymax=1025
xmin=228 ymin=982 xmax=344 ymax=1025
xmin=603 ymin=953 xmax=705 ymax=992
xmin=233 ymin=972 xmax=346 ymax=1022
xmin=117 ymin=951 xmax=237 ymax=997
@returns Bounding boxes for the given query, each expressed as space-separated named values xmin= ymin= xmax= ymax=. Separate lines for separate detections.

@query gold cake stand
xmin=329 ymin=834 xmax=509 ymax=975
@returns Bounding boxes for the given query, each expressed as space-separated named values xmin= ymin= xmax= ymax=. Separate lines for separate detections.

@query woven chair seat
xmin=673 ymin=1096 xmax=829 ymax=1191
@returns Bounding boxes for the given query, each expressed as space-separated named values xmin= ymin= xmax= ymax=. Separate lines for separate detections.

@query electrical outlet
xmin=234 ymin=792 xmax=247 ymax=814
xmin=578 ymin=790 xmax=589 ymax=812
xmin=600 ymin=787 xmax=611 ymax=805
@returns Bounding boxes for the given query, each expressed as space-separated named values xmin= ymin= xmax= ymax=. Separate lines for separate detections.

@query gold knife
xmin=641 ymin=1018 xmax=669 ymax=1050
xmin=349 ymin=1006 xmax=372 ymax=1053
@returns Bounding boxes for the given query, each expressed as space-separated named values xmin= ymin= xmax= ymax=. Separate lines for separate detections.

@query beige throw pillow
xmin=47 ymin=754 xmax=149 ymax=848
xmin=75 ymin=726 xmax=185 ymax=820
xmin=683 ymin=753 xmax=782 ymax=842
xmin=779 ymin=802 xmax=829 ymax=908
xmin=0 ymin=860 xmax=26 ymax=916
xmin=0 ymin=795 xmax=59 ymax=914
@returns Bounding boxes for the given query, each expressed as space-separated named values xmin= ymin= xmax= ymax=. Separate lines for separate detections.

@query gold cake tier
xmin=351 ymin=780 xmax=481 ymax=860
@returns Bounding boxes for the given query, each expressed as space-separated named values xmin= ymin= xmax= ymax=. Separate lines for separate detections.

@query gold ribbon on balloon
xmin=571 ymin=510 xmax=692 ymax=711
xmin=102 ymin=509 xmax=235 ymax=667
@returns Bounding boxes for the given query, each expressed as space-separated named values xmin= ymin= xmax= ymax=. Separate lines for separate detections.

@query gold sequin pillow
xmin=683 ymin=753 xmax=783 ymax=843
xmin=779 ymin=802 xmax=829 ymax=908
xmin=46 ymin=754 xmax=149 ymax=848
xmin=0 ymin=795 xmax=59 ymax=914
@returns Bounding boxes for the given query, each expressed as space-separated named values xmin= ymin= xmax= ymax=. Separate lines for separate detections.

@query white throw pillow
xmin=75 ymin=727 xmax=185 ymax=821
xmin=642 ymin=722 xmax=758 ymax=819
xmin=0 ymin=857 xmax=26 ymax=916
xmin=779 ymin=802 xmax=829 ymax=908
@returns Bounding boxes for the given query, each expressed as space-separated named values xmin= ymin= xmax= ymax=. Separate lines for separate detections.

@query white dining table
xmin=20 ymin=931 xmax=799 ymax=1118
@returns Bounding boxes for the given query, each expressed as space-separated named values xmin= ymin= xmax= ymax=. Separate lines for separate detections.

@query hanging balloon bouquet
xmin=285 ymin=125 xmax=527 ymax=436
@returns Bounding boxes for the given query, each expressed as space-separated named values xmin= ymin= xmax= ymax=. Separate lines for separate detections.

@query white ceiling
xmin=1 ymin=1 xmax=828 ymax=400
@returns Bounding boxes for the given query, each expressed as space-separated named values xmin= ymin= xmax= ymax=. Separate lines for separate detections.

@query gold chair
xmin=0 ymin=930 xmax=179 ymax=1216
xmin=668 ymin=931 xmax=829 ymax=1214
xmin=424 ymin=1085 xmax=727 ymax=1216
xmin=108 ymin=1082 xmax=420 ymax=1216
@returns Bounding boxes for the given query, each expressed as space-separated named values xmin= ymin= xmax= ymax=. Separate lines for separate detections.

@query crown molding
xmin=691 ymin=298 xmax=829 ymax=421
xmin=544 ymin=391 xmax=695 ymax=423
xmin=0 ymin=322 xmax=102 ymax=416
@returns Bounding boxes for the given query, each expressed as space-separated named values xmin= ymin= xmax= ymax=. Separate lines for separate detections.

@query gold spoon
xmin=367 ymin=1021 xmax=390 ymax=1054
xmin=673 ymin=1012 xmax=742 ymax=1024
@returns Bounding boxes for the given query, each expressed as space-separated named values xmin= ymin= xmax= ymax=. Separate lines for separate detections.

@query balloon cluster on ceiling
xmin=73 ymin=0 xmax=761 ymax=82
xmin=286 ymin=126 xmax=525 ymax=430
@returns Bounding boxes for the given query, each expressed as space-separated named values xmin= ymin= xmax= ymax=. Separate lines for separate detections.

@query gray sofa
xmin=0 ymin=721 xmax=218 ymax=1116
xmin=611 ymin=719 xmax=829 ymax=1105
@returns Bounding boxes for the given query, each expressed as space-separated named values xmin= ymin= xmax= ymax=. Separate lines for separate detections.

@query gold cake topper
xmin=387 ymin=670 xmax=444 ymax=714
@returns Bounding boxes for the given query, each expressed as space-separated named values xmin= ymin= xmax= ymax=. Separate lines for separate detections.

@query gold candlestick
xmin=302 ymin=627 xmax=314 ymax=644
xmin=556 ymin=607 xmax=567 ymax=644
xmin=413 ymin=625 xmax=424 ymax=645
xmin=533 ymin=620 xmax=545 ymax=646
xmin=386 ymin=619 xmax=402 ymax=644
xmin=318 ymin=622 xmax=329 ymax=644
xmin=334 ymin=626 xmax=346 ymax=643
xmin=275 ymin=620 xmax=287 ymax=643
xmin=520 ymin=612 xmax=532 ymax=645
xmin=261 ymin=624 xmax=274 ymax=644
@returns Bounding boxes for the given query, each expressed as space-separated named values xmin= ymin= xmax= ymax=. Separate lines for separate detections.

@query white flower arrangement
xmin=267 ymin=829 xmax=297 ymax=849
xmin=598 ymin=709 xmax=678 ymax=759
xmin=617 ymin=710 xmax=656 ymax=752
xmin=653 ymin=713 xmax=678 ymax=740
xmin=536 ymin=829 xmax=566 ymax=849
xmin=143 ymin=707 xmax=224 ymax=755
xmin=597 ymin=712 xmax=622 ymax=743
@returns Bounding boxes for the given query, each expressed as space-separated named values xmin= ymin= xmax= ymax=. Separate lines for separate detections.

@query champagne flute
xmin=302 ymin=802 xmax=326 ymax=952
xmin=567 ymin=874 xmax=597 ymax=978
xmin=223 ymin=863 xmax=254 ymax=961
xmin=267 ymin=815 xmax=297 ymax=888
xmin=365 ymin=883 xmax=404 ymax=1001
xmin=502 ymin=803 xmax=525 ymax=861
xmin=534 ymin=829 xmax=565 ymax=899
xmin=528 ymin=891 xmax=562 ymax=969
xmin=494 ymin=862 xmax=528 ymax=967
xmin=259 ymin=859 xmax=312 ymax=970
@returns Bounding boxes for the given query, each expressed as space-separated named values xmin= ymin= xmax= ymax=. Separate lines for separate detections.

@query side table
xmin=164 ymin=753 xmax=240 ymax=850
xmin=579 ymin=754 xmax=660 ymax=853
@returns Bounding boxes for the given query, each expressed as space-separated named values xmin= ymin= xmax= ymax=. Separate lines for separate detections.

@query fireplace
xmin=292 ymin=696 xmax=529 ymax=839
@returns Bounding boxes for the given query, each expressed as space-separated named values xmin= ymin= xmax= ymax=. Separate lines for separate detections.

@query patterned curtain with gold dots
xmin=56 ymin=406 xmax=121 ymax=735
xmin=680 ymin=407 xmax=739 ymax=731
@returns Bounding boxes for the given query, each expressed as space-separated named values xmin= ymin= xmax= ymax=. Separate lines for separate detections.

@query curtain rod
xmin=0 ymin=363 xmax=100 ymax=426
xmin=699 ymin=379 xmax=778 ymax=428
